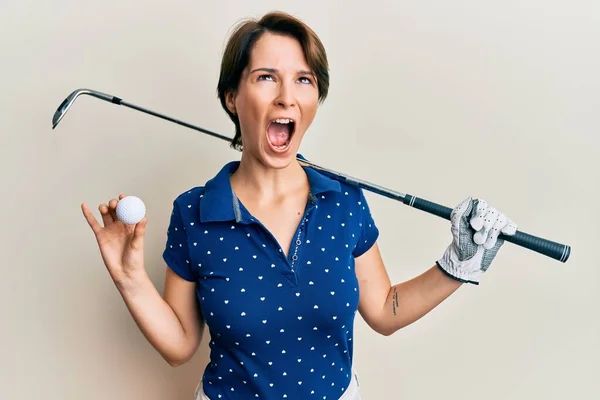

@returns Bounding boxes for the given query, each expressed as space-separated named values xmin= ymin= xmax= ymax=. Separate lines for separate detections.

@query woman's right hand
xmin=81 ymin=193 xmax=148 ymax=285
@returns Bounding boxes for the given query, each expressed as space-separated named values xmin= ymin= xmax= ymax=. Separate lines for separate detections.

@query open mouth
xmin=266 ymin=118 xmax=295 ymax=151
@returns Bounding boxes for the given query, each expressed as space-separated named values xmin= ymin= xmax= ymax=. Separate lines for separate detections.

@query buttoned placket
xmin=230 ymin=189 xmax=318 ymax=286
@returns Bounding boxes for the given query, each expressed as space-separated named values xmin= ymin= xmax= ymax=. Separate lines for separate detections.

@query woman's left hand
xmin=436 ymin=197 xmax=518 ymax=285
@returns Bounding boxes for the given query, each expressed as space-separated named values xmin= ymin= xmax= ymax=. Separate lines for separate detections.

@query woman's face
xmin=226 ymin=32 xmax=319 ymax=169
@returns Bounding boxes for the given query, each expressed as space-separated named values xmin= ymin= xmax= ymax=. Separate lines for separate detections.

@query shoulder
xmin=339 ymin=181 xmax=364 ymax=200
xmin=167 ymin=186 xmax=207 ymax=224
xmin=330 ymin=181 xmax=378 ymax=228
xmin=332 ymin=181 xmax=369 ymax=211
xmin=172 ymin=186 xmax=207 ymax=206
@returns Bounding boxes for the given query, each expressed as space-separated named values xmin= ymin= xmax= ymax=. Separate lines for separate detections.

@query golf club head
xmin=52 ymin=88 xmax=117 ymax=129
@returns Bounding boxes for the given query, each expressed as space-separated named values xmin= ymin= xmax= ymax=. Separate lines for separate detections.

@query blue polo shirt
xmin=162 ymin=157 xmax=379 ymax=399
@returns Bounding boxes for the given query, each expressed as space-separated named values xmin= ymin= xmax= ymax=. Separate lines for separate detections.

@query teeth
xmin=274 ymin=118 xmax=292 ymax=124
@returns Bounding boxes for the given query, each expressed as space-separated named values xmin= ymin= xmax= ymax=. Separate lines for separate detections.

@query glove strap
xmin=435 ymin=262 xmax=480 ymax=286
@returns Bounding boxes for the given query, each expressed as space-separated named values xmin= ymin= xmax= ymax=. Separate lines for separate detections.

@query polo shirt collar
xmin=199 ymin=154 xmax=341 ymax=223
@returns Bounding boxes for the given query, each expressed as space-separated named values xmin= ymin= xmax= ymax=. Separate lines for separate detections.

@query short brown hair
xmin=217 ymin=11 xmax=330 ymax=150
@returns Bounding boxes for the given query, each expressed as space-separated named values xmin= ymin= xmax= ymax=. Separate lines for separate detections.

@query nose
xmin=274 ymin=81 xmax=296 ymax=108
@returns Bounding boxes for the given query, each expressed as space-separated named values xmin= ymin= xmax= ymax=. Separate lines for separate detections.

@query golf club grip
xmin=403 ymin=194 xmax=571 ymax=263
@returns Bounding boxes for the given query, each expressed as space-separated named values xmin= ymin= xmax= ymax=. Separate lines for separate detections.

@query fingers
xmin=86 ymin=193 xmax=129 ymax=229
xmin=451 ymin=197 xmax=472 ymax=225
xmin=471 ymin=203 xmax=517 ymax=248
xmin=473 ymin=206 xmax=500 ymax=246
xmin=131 ymin=217 xmax=148 ymax=250
xmin=108 ymin=198 xmax=119 ymax=220
xmin=501 ymin=218 xmax=518 ymax=236
xmin=81 ymin=202 xmax=102 ymax=234
xmin=99 ymin=194 xmax=127 ymax=226
xmin=461 ymin=197 xmax=517 ymax=249
xmin=482 ymin=212 xmax=510 ymax=249
xmin=99 ymin=203 xmax=114 ymax=226
xmin=470 ymin=199 xmax=488 ymax=231
xmin=449 ymin=197 xmax=472 ymax=240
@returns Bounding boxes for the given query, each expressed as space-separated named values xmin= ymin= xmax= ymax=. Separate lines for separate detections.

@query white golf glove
xmin=436 ymin=197 xmax=518 ymax=285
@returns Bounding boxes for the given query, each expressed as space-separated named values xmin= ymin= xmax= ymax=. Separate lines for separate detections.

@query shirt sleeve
xmin=162 ymin=200 xmax=196 ymax=282
xmin=352 ymin=188 xmax=380 ymax=258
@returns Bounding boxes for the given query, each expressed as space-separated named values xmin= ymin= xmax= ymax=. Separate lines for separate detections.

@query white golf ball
xmin=116 ymin=195 xmax=146 ymax=225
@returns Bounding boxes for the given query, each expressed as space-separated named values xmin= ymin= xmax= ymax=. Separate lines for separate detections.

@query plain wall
xmin=2 ymin=1 xmax=598 ymax=399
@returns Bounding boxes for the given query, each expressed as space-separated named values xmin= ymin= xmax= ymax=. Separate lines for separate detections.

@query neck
xmin=230 ymin=152 xmax=308 ymax=202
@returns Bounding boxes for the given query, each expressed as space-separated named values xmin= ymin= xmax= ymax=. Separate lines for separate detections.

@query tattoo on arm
xmin=392 ymin=287 xmax=399 ymax=316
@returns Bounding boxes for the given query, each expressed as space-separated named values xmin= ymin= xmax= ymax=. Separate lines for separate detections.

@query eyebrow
xmin=249 ymin=67 xmax=314 ymax=75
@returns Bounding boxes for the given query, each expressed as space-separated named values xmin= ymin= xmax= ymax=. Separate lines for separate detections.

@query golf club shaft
xmin=52 ymin=88 xmax=571 ymax=263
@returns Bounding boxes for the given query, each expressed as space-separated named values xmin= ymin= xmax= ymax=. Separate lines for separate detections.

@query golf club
xmin=52 ymin=88 xmax=571 ymax=263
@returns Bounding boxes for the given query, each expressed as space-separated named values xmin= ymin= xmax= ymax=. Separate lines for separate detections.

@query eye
xmin=298 ymin=76 xmax=313 ymax=84
xmin=257 ymin=74 xmax=274 ymax=81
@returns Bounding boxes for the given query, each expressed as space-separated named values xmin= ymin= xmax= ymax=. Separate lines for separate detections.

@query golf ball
xmin=116 ymin=195 xmax=146 ymax=225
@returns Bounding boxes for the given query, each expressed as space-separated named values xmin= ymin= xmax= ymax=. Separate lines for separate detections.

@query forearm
xmin=115 ymin=272 xmax=196 ymax=364
xmin=380 ymin=264 xmax=462 ymax=335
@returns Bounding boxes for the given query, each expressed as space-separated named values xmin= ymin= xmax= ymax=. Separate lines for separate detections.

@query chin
xmin=259 ymin=143 xmax=299 ymax=169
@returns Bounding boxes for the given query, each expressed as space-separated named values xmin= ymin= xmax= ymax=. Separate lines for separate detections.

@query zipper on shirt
xmin=260 ymin=196 xmax=316 ymax=276
xmin=233 ymin=189 xmax=317 ymax=280
xmin=288 ymin=193 xmax=317 ymax=275
xmin=259 ymin=200 xmax=313 ymax=275
xmin=289 ymin=214 xmax=307 ymax=273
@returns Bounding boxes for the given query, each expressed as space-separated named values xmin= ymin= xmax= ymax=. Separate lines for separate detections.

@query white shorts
xmin=195 ymin=368 xmax=361 ymax=400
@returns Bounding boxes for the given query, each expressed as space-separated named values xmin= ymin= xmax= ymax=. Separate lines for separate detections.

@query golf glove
xmin=436 ymin=197 xmax=517 ymax=285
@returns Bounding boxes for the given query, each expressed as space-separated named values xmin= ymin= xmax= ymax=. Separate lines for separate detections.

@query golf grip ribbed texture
xmin=403 ymin=195 xmax=570 ymax=263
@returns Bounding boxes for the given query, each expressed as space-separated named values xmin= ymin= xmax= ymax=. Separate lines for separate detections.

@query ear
xmin=225 ymin=91 xmax=237 ymax=115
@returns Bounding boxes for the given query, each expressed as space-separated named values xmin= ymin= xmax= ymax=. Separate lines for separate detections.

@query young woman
xmin=81 ymin=11 xmax=518 ymax=400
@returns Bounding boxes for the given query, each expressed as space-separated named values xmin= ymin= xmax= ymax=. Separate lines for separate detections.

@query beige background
xmin=2 ymin=0 xmax=598 ymax=399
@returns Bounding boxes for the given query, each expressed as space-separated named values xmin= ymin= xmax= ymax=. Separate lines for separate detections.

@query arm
xmin=355 ymin=242 xmax=461 ymax=336
xmin=116 ymin=266 xmax=205 ymax=366
xmin=82 ymin=195 xmax=205 ymax=367
xmin=355 ymin=197 xmax=517 ymax=336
